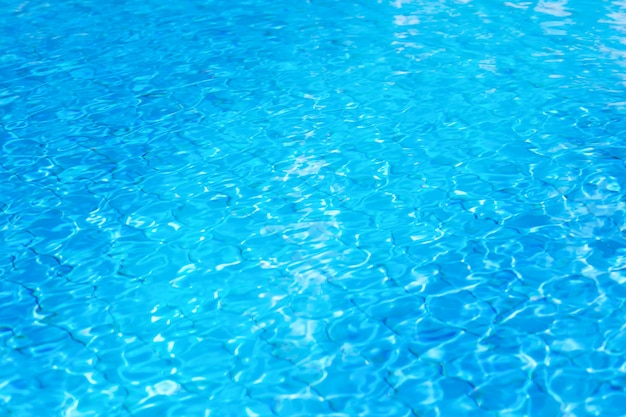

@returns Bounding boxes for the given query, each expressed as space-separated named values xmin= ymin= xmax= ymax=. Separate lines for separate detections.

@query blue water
xmin=2 ymin=0 xmax=626 ymax=415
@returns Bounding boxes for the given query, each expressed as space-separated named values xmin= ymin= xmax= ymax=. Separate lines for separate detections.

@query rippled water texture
xmin=2 ymin=0 xmax=626 ymax=415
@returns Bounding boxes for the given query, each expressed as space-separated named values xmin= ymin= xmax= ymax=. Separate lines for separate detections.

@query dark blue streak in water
xmin=1 ymin=0 xmax=626 ymax=415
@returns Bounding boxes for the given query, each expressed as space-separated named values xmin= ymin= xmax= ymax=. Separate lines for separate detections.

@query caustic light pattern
xmin=1 ymin=0 xmax=626 ymax=416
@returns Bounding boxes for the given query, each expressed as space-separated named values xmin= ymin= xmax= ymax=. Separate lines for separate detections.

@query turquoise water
xmin=2 ymin=0 xmax=626 ymax=415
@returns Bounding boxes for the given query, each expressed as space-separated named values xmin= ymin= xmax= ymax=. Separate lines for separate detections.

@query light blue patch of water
xmin=1 ymin=0 xmax=626 ymax=415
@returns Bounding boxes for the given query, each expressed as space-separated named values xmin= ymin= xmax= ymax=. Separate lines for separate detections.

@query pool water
xmin=2 ymin=0 xmax=626 ymax=415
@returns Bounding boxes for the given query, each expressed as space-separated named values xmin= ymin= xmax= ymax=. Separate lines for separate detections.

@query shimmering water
xmin=2 ymin=0 xmax=626 ymax=415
